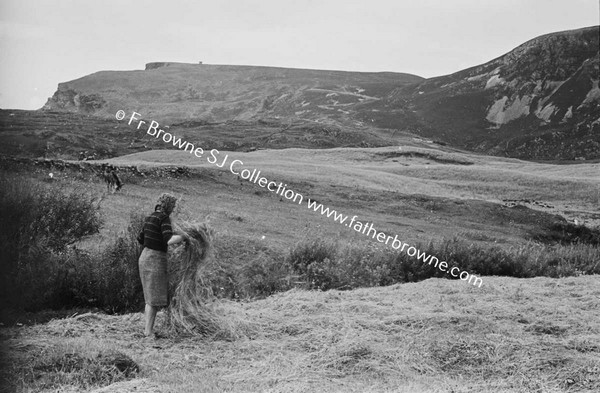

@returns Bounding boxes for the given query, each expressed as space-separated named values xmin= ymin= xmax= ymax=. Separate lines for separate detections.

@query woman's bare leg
xmin=144 ymin=304 xmax=158 ymax=336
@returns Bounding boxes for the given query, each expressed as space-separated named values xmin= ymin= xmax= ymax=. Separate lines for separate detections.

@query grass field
xmin=3 ymin=276 xmax=599 ymax=392
xmin=1 ymin=141 xmax=599 ymax=392
xmin=104 ymin=144 xmax=599 ymax=242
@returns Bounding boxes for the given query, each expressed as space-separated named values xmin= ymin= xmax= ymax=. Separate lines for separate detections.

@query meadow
xmin=1 ymin=142 xmax=599 ymax=392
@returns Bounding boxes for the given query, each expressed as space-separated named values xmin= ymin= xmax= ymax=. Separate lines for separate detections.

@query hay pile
xmin=167 ymin=222 xmax=249 ymax=339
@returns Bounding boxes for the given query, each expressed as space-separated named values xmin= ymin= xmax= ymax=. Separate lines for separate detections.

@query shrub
xmin=210 ymin=233 xmax=292 ymax=299
xmin=287 ymin=240 xmax=393 ymax=290
xmin=287 ymin=238 xmax=337 ymax=275
xmin=0 ymin=173 xmax=101 ymax=311
xmin=530 ymin=222 xmax=600 ymax=246
xmin=303 ymin=243 xmax=395 ymax=290
xmin=287 ymin=236 xmax=600 ymax=290
xmin=79 ymin=212 xmax=145 ymax=313
xmin=237 ymin=251 xmax=293 ymax=297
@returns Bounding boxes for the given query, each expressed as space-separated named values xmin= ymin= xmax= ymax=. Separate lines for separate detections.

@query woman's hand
xmin=168 ymin=235 xmax=185 ymax=246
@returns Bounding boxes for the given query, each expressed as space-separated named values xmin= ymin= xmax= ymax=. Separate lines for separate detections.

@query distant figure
xmin=101 ymin=164 xmax=123 ymax=192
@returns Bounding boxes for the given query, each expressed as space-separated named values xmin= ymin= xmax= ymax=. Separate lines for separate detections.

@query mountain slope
xmin=383 ymin=26 xmax=600 ymax=160
xmin=40 ymin=26 xmax=600 ymax=160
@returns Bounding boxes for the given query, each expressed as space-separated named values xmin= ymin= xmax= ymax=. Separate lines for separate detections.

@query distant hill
xmin=38 ymin=26 xmax=600 ymax=161
xmin=384 ymin=26 xmax=600 ymax=160
xmin=42 ymin=63 xmax=423 ymax=125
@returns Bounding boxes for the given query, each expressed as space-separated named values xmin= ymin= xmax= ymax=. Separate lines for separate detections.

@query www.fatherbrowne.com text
xmin=117 ymin=110 xmax=483 ymax=288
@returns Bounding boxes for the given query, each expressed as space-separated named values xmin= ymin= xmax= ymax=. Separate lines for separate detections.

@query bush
xmin=530 ymin=222 xmax=600 ymax=246
xmin=237 ymin=251 xmax=293 ymax=297
xmin=0 ymin=173 xmax=102 ymax=311
xmin=25 ymin=211 xmax=145 ymax=314
xmin=210 ymin=233 xmax=292 ymax=299
xmin=287 ymin=238 xmax=337 ymax=275
xmin=76 ymin=212 xmax=145 ymax=313
xmin=0 ymin=174 xmax=101 ymax=253
xmin=287 ymin=240 xmax=394 ymax=290
xmin=287 ymin=236 xmax=600 ymax=290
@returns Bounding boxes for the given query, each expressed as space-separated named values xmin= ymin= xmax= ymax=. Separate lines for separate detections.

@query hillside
xmin=0 ymin=109 xmax=421 ymax=160
xmin=42 ymin=63 xmax=423 ymax=125
xmin=1 ymin=140 xmax=599 ymax=392
xmin=38 ymin=26 xmax=600 ymax=161
xmin=384 ymin=26 xmax=600 ymax=160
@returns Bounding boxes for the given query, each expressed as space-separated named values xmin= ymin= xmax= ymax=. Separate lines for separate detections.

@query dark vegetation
xmin=0 ymin=172 xmax=143 ymax=315
xmin=1 ymin=171 xmax=598 ymax=319
xmin=530 ymin=222 xmax=600 ymax=246
xmin=0 ymin=109 xmax=397 ymax=162
xmin=0 ymin=173 xmax=101 ymax=312
xmin=287 ymin=237 xmax=600 ymax=291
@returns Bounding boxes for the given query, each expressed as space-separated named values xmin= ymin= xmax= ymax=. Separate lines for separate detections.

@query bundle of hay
xmin=167 ymin=222 xmax=246 ymax=339
xmin=167 ymin=222 xmax=258 ymax=340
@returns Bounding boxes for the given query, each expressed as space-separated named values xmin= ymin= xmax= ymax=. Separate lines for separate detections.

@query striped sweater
xmin=137 ymin=211 xmax=173 ymax=252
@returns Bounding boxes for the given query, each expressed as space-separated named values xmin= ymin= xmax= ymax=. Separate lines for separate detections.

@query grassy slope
xmin=107 ymin=145 xmax=600 ymax=232
xmin=4 ymin=275 xmax=599 ymax=392
xmin=3 ymin=140 xmax=596 ymax=255
xmin=1 ymin=141 xmax=599 ymax=392
xmin=5 ymin=140 xmax=593 ymax=256
xmin=383 ymin=27 xmax=600 ymax=161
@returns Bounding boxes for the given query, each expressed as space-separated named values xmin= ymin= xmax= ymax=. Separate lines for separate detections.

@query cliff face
xmin=44 ymin=87 xmax=106 ymax=113
xmin=42 ymin=26 xmax=600 ymax=160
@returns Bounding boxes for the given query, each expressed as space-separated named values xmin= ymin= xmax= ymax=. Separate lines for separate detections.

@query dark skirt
xmin=138 ymin=247 xmax=168 ymax=307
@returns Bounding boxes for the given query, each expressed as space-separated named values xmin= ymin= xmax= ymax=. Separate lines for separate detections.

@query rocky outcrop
xmin=43 ymin=87 xmax=106 ymax=113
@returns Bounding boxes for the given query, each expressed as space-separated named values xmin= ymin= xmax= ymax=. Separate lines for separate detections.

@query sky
xmin=0 ymin=0 xmax=598 ymax=110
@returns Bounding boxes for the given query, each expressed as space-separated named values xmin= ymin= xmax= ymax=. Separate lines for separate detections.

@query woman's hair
xmin=155 ymin=193 xmax=178 ymax=215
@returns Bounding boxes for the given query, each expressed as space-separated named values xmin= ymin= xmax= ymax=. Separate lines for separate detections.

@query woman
xmin=137 ymin=193 xmax=186 ymax=337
